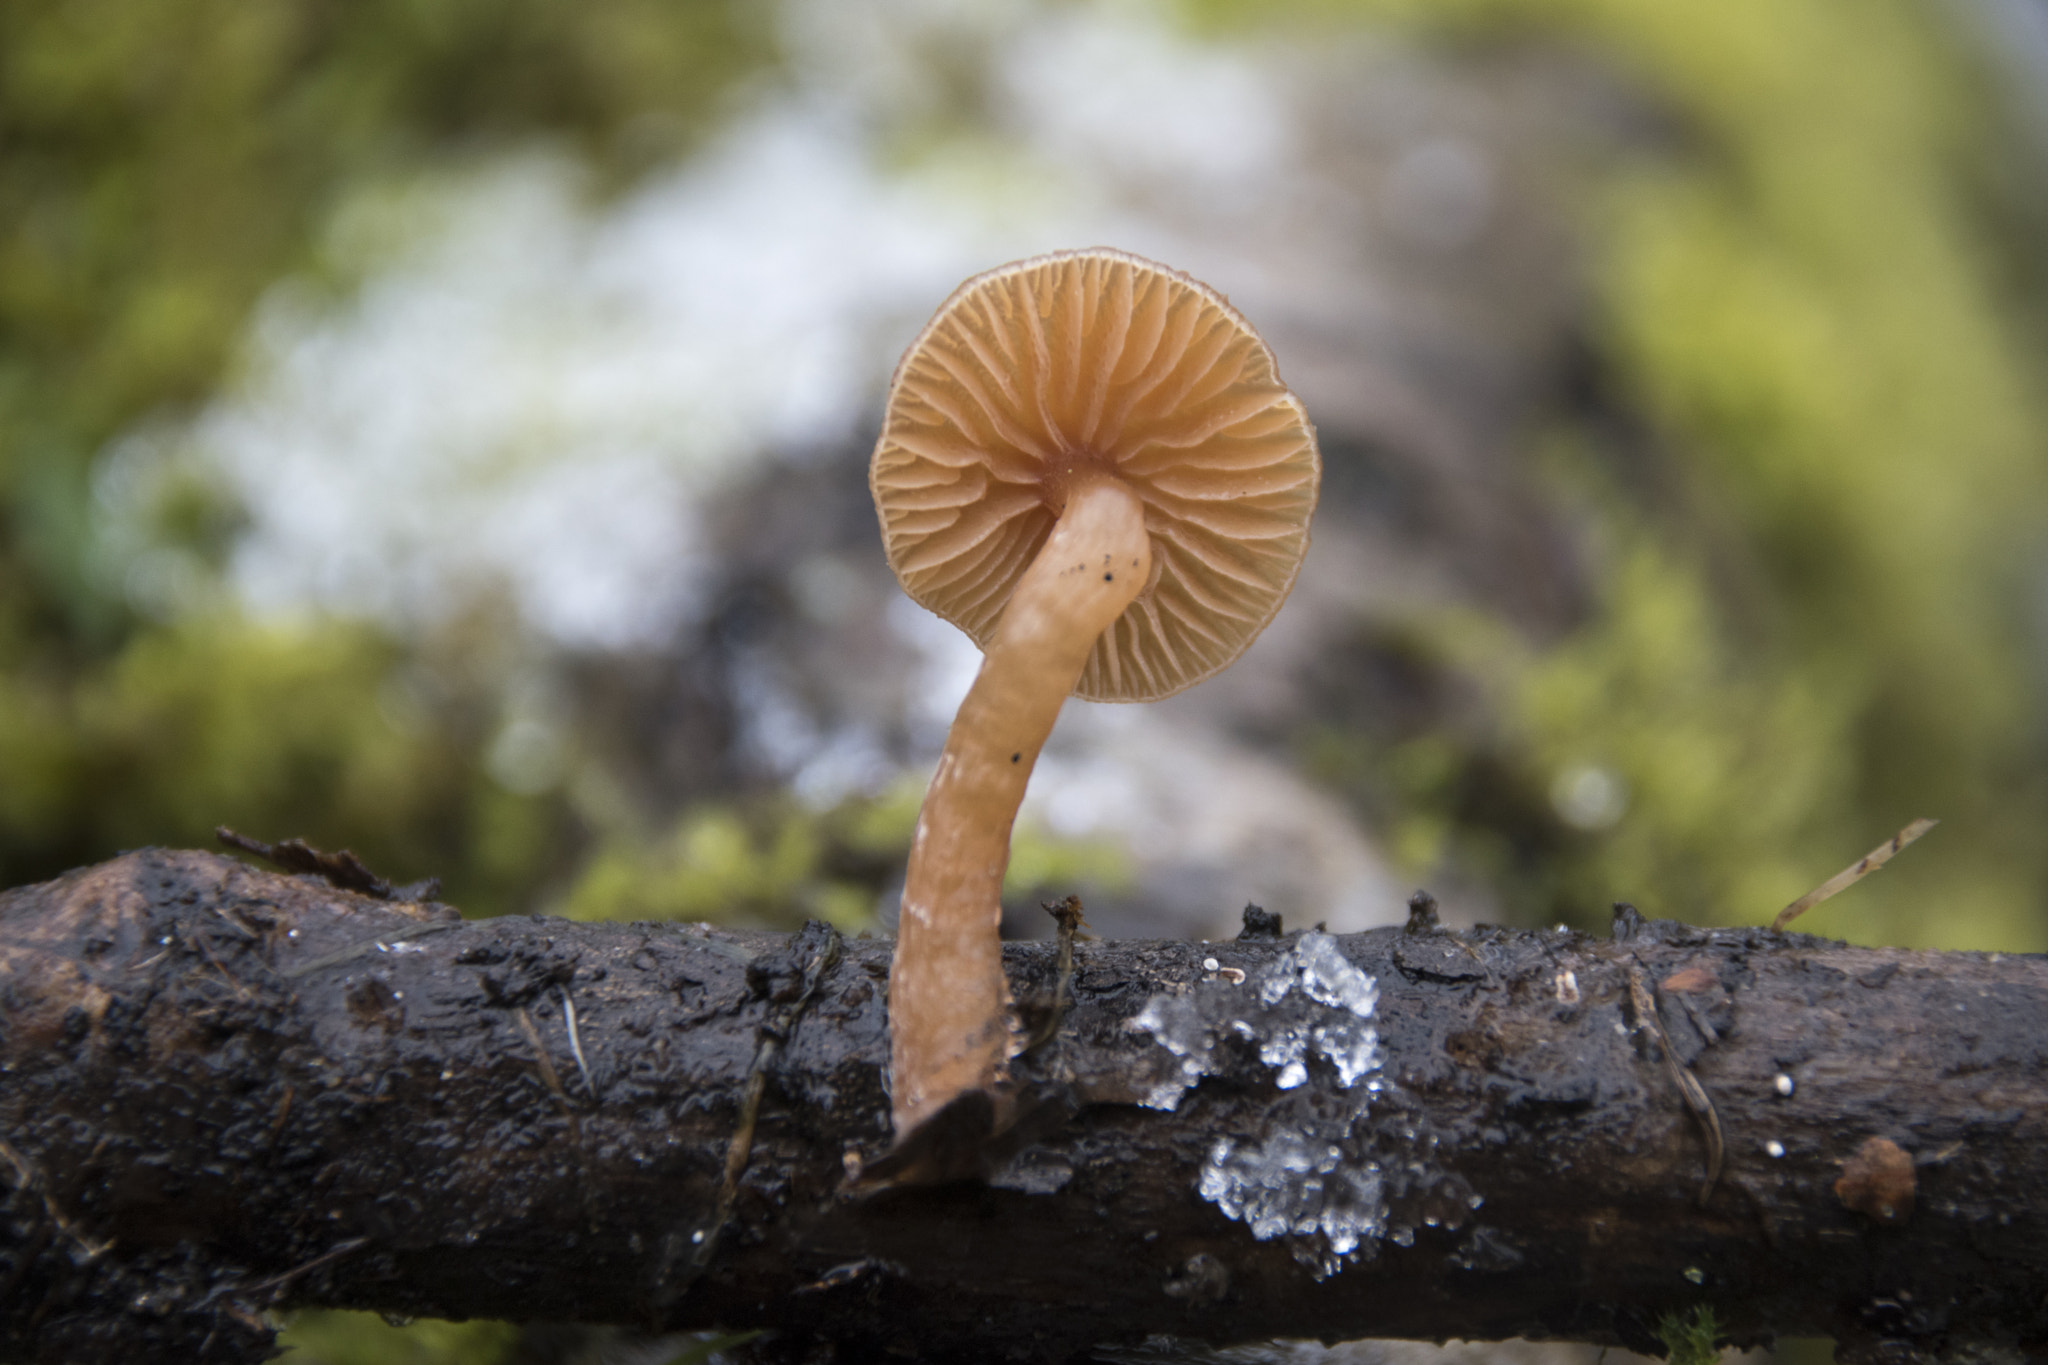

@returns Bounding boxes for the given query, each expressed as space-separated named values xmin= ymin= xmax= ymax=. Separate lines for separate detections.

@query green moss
xmin=0 ymin=0 xmax=773 ymax=914
xmin=1216 ymin=0 xmax=2048 ymax=950
xmin=1655 ymin=1304 xmax=1725 ymax=1365
xmin=559 ymin=781 xmax=1137 ymax=931
xmin=0 ymin=612 xmax=572 ymax=916
xmin=565 ymin=800 xmax=866 ymax=930
xmin=274 ymin=1311 xmax=519 ymax=1365
xmin=1005 ymin=824 xmax=1135 ymax=900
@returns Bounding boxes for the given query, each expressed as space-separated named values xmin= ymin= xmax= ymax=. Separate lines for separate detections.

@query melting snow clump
xmin=1134 ymin=931 xmax=1435 ymax=1276
xmin=1199 ymin=1127 xmax=1388 ymax=1255
xmin=1133 ymin=930 xmax=1380 ymax=1111
xmin=1295 ymin=931 xmax=1379 ymax=1015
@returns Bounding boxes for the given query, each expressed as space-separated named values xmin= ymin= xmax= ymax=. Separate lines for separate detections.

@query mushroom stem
xmin=889 ymin=476 xmax=1152 ymax=1137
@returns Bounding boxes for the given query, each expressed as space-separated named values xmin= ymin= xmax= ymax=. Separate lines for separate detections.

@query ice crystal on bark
xmin=1295 ymin=932 xmax=1378 ymax=1016
xmin=1259 ymin=1023 xmax=1311 ymax=1089
xmin=1132 ymin=931 xmax=1403 ymax=1275
xmin=1132 ymin=931 xmax=1381 ymax=1111
xmin=1130 ymin=991 xmax=1215 ymax=1110
xmin=1315 ymin=1020 xmax=1381 ymax=1088
xmin=1199 ymin=1129 xmax=1387 ymax=1255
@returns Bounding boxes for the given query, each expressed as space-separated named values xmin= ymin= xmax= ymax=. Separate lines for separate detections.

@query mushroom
xmin=871 ymin=248 xmax=1320 ymax=1140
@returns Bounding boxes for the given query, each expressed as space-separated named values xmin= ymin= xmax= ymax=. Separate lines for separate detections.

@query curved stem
xmin=889 ymin=477 xmax=1152 ymax=1136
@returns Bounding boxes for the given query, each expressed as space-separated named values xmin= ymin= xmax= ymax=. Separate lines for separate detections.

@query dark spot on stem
xmin=1010 ymin=753 xmax=1021 ymax=764
xmin=1103 ymin=572 xmax=1113 ymax=581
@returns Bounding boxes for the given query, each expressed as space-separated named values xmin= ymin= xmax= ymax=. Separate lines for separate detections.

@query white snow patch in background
xmin=1000 ymin=7 xmax=1296 ymax=202
xmin=154 ymin=0 xmax=1287 ymax=652
xmin=188 ymin=109 xmax=1065 ymax=650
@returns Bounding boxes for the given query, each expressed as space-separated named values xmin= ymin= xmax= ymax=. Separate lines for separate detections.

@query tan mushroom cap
xmin=871 ymin=248 xmax=1321 ymax=702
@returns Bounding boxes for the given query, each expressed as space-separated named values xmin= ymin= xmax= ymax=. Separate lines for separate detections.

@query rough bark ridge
xmin=0 ymin=850 xmax=2043 ymax=1365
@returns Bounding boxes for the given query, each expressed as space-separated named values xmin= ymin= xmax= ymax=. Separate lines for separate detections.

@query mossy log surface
xmin=1 ymin=849 xmax=2044 ymax=1364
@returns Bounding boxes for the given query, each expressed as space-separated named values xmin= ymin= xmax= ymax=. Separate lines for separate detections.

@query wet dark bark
xmin=1 ymin=849 xmax=2043 ymax=1365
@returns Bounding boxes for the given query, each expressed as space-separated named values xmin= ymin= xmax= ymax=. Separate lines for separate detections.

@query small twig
xmin=208 ymin=904 xmax=260 ymax=941
xmin=1771 ymin=818 xmax=1938 ymax=932
xmin=1674 ymin=989 xmax=1719 ymax=1046
xmin=515 ymin=1007 xmax=576 ymax=1117
xmin=701 ymin=1068 xmax=772 ymax=1262
xmin=199 ymin=1236 xmax=371 ymax=1308
xmin=196 ymin=936 xmax=253 ymax=1000
xmin=1628 ymin=965 xmax=1724 ymax=1207
xmin=1022 ymin=896 xmax=1089 ymax=1054
xmin=243 ymin=1236 xmax=371 ymax=1297
xmin=266 ymin=1085 xmax=296 ymax=1149
xmin=692 ymin=924 xmax=843 ymax=1271
xmin=561 ymin=987 xmax=597 ymax=1100
xmin=215 ymin=826 xmax=441 ymax=903
xmin=0 ymin=1137 xmax=111 ymax=1261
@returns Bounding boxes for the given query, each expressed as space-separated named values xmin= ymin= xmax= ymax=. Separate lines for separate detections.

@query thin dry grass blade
xmin=1771 ymin=818 xmax=1939 ymax=932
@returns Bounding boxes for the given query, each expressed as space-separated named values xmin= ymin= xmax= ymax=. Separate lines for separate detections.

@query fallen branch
xmin=0 ymin=850 xmax=2043 ymax=1364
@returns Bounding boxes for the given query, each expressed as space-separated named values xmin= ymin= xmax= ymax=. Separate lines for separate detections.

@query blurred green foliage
xmin=1655 ymin=1304 xmax=1725 ymax=1365
xmin=0 ymin=0 xmax=773 ymax=903
xmin=566 ymin=797 xmax=887 ymax=931
xmin=276 ymin=1311 xmax=519 ymax=1365
xmin=0 ymin=611 xmax=562 ymax=912
xmin=276 ymin=1314 xmax=756 ymax=1365
xmin=1230 ymin=0 xmax=2048 ymax=948
xmin=560 ymin=778 xmax=1132 ymax=932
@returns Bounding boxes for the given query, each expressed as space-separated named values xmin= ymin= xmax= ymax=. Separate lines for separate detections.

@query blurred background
xmin=6 ymin=0 xmax=2048 ymax=1359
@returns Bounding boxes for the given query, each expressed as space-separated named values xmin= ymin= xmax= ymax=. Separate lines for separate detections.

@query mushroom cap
xmin=871 ymin=248 xmax=1320 ymax=703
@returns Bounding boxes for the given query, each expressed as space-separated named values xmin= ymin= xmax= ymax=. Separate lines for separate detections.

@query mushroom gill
xmin=873 ymin=248 xmax=1319 ymax=703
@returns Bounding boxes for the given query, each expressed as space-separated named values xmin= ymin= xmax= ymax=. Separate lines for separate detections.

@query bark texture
xmin=0 ymin=849 xmax=2044 ymax=1365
